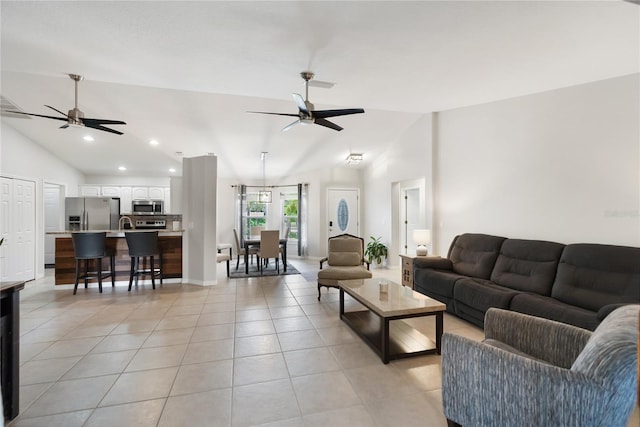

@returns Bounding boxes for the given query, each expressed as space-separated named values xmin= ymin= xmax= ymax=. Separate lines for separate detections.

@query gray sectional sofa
xmin=413 ymin=233 xmax=640 ymax=330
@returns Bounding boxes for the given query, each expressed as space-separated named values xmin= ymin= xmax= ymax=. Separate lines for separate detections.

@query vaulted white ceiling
xmin=1 ymin=1 xmax=637 ymax=179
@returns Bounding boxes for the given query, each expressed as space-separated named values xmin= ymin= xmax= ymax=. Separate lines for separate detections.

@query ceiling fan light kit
xmin=346 ymin=153 xmax=363 ymax=165
xmin=248 ymin=71 xmax=364 ymax=132
xmin=6 ymin=73 xmax=126 ymax=135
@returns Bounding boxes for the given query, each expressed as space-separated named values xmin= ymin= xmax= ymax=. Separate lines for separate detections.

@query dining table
xmin=243 ymin=236 xmax=287 ymax=274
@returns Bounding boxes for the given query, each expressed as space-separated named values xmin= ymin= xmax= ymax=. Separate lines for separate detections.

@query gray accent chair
xmin=442 ymin=305 xmax=639 ymax=427
xmin=317 ymin=233 xmax=372 ymax=300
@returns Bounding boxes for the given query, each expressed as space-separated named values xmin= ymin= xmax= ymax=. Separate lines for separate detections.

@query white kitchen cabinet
xmin=148 ymin=187 xmax=165 ymax=200
xmin=101 ymin=186 xmax=121 ymax=197
xmin=80 ymin=185 xmax=101 ymax=197
xmin=120 ymin=187 xmax=133 ymax=214
xmin=132 ymin=187 xmax=149 ymax=200
xmin=163 ymin=188 xmax=171 ymax=213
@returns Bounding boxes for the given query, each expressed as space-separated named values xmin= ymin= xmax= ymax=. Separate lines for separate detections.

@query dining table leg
xmin=244 ymin=241 xmax=249 ymax=274
xmin=283 ymin=241 xmax=287 ymax=272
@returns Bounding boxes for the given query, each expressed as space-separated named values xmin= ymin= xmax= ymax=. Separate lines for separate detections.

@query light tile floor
xmin=8 ymin=258 xmax=639 ymax=426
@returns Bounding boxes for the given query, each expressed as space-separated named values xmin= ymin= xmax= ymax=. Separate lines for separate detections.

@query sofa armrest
xmin=413 ymin=257 xmax=452 ymax=270
xmin=319 ymin=257 xmax=328 ymax=269
xmin=483 ymin=308 xmax=592 ymax=368
xmin=442 ymin=333 xmax=611 ymax=426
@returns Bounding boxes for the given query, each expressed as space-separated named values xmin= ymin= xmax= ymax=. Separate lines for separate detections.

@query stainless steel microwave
xmin=132 ymin=199 xmax=164 ymax=215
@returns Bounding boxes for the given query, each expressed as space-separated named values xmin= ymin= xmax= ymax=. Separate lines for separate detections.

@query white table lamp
xmin=413 ymin=229 xmax=431 ymax=256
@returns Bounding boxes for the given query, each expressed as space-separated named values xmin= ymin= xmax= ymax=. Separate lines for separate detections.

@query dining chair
xmin=279 ymin=222 xmax=291 ymax=260
xmin=257 ymin=230 xmax=281 ymax=274
xmin=250 ymin=225 xmax=265 ymax=237
xmin=233 ymin=228 xmax=257 ymax=270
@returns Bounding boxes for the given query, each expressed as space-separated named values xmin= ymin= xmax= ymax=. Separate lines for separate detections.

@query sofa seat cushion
xmin=449 ymin=233 xmax=506 ymax=279
xmin=510 ymin=293 xmax=600 ymax=331
xmin=551 ymin=243 xmax=640 ymax=312
xmin=317 ymin=265 xmax=372 ymax=287
xmin=454 ymin=278 xmax=520 ymax=313
xmin=413 ymin=269 xmax=467 ymax=300
xmin=490 ymin=239 xmax=565 ymax=294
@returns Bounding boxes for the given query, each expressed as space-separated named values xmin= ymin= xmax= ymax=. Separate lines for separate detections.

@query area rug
xmin=229 ymin=262 xmax=300 ymax=278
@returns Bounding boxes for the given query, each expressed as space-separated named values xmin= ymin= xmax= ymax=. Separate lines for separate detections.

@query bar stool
xmin=71 ymin=232 xmax=115 ymax=295
xmin=125 ymin=231 xmax=163 ymax=291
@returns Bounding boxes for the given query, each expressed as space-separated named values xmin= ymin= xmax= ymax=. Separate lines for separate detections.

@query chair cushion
xmin=217 ymin=253 xmax=230 ymax=262
xmin=490 ymin=239 xmax=565 ymax=294
xmin=317 ymin=265 xmax=372 ymax=286
xmin=328 ymin=251 xmax=361 ymax=266
xmin=571 ymin=305 xmax=639 ymax=390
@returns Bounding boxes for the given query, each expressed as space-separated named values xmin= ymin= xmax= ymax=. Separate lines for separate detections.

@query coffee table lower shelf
xmin=340 ymin=308 xmax=441 ymax=364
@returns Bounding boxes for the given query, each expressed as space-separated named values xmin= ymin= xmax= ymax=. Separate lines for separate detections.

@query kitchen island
xmin=49 ymin=230 xmax=183 ymax=285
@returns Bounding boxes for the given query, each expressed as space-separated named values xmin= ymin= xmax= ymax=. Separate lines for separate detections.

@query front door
xmin=327 ymin=188 xmax=359 ymax=237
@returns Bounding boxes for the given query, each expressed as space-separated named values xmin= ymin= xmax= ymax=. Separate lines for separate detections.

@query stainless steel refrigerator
xmin=65 ymin=197 xmax=120 ymax=231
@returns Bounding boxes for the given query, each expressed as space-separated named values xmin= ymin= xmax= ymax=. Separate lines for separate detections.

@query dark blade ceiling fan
xmin=249 ymin=71 xmax=364 ymax=132
xmin=7 ymin=74 xmax=126 ymax=135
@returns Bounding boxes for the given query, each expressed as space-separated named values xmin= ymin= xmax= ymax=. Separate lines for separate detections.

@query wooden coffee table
xmin=338 ymin=278 xmax=446 ymax=364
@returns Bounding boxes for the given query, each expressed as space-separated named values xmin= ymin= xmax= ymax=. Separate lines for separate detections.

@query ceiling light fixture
xmin=169 ymin=168 xmax=176 ymax=173
xmin=83 ymin=135 xmax=94 ymax=142
xmin=346 ymin=153 xmax=363 ymax=165
xmin=118 ymin=166 xmax=126 ymax=171
xmin=258 ymin=151 xmax=272 ymax=203
xmin=149 ymin=139 xmax=159 ymax=146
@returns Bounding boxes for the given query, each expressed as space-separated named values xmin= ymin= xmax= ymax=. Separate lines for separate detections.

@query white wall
xmin=434 ymin=74 xmax=640 ymax=254
xmin=362 ymin=114 xmax=434 ymax=264
xmin=1 ymin=123 xmax=85 ymax=278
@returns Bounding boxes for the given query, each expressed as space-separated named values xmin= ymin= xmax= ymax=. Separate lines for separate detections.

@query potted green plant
xmin=365 ymin=236 xmax=388 ymax=267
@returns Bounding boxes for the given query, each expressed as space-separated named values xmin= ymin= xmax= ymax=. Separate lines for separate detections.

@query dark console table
xmin=1 ymin=281 xmax=25 ymax=421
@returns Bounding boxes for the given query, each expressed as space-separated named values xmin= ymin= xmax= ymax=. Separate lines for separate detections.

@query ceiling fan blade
xmin=292 ymin=94 xmax=309 ymax=114
xmin=314 ymin=118 xmax=343 ymax=131
xmin=312 ymin=108 xmax=365 ymax=119
xmin=247 ymin=111 xmax=300 ymax=117
xmin=282 ymin=120 xmax=300 ymax=132
xmin=45 ymin=105 xmax=69 ymax=117
xmin=5 ymin=110 xmax=69 ymax=122
xmin=83 ymin=118 xmax=127 ymax=125
xmin=82 ymin=122 xmax=124 ymax=135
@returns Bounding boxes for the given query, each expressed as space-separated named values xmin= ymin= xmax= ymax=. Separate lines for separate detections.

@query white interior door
xmin=0 ymin=178 xmax=10 ymax=281
xmin=402 ymin=188 xmax=421 ymax=254
xmin=14 ymin=179 xmax=36 ymax=281
xmin=44 ymin=183 xmax=63 ymax=265
xmin=327 ymin=188 xmax=359 ymax=237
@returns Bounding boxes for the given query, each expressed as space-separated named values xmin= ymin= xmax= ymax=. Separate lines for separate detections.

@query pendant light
xmin=258 ymin=152 xmax=272 ymax=203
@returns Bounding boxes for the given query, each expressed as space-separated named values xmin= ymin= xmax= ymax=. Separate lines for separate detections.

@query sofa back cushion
xmin=448 ymin=234 xmax=506 ymax=279
xmin=551 ymin=244 xmax=640 ymax=311
xmin=490 ymin=239 xmax=565 ymax=294
xmin=327 ymin=234 xmax=364 ymax=266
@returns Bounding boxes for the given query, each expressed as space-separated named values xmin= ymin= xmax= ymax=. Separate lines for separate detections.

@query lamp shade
xmin=413 ymin=229 xmax=431 ymax=256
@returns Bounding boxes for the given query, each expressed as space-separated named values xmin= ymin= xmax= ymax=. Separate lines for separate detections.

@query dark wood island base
xmin=53 ymin=233 xmax=183 ymax=285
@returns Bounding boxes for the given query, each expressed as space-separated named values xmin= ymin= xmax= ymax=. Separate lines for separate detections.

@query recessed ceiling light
xmin=149 ymin=139 xmax=159 ymax=146
xmin=118 ymin=166 xmax=127 ymax=171
xmin=169 ymin=168 xmax=176 ymax=173
xmin=83 ymin=135 xmax=94 ymax=142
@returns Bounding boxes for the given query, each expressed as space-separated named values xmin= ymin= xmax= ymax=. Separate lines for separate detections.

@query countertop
xmin=47 ymin=230 xmax=184 ymax=237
